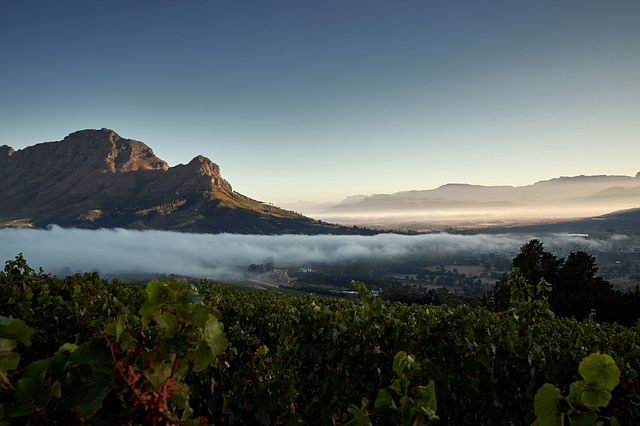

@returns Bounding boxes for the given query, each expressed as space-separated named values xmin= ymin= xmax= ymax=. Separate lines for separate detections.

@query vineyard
xmin=1 ymin=255 xmax=639 ymax=425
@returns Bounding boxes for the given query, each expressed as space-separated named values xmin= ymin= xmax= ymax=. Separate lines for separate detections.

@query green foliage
xmin=104 ymin=278 xmax=228 ymax=424
xmin=374 ymin=352 xmax=438 ymax=425
xmin=534 ymin=384 xmax=562 ymax=426
xmin=137 ymin=279 xmax=227 ymax=374
xmin=0 ymin=316 xmax=33 ymax=394
xmin=346 ymin=398 xmax=373 ymax=426
xmin=0 ymin=257 xmax=227 ymax=425
xmin=1 ymin=255 xmax=640 ymax=424
xmin=576 ymin=353 xmax=620 ymax=409
xmin=509 ymin=269 xmax=553 ymax=320
xmin=533 ymin=353 xmax=622 ymax=426
xmin=488 ymin=239 xmax=638 ymax=325
xmin=346 ymin=351 xmax=438 ymax=426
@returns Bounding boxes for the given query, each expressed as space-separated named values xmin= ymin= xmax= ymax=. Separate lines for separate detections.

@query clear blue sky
xmin=1 ymin=1 xmax=639 ymax=202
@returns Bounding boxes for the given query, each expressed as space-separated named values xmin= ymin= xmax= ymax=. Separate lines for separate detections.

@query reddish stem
xmin=104 ymin=334 xmax=148 ymax=409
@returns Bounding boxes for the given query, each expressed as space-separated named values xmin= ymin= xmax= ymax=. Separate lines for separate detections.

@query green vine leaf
xmin=578 ymin=353 xmax=620 ymax=392
xmin=533 ymin=384 xmax=562 ymax=426
xmin=573 ymin=380 xmax=612 ymax=410
xmin=0 ymin=317 xmax=33 ymax=347
xmin=374 ymin=388 xmax=397 ymax=412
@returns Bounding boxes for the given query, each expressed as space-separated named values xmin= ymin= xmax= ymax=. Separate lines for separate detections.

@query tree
xmin=554 ymin=251 xmax=615 ymax=320
xmin=485 ymin=240 xmax=562 ymax=312
xmin=512 ymin=240 xmax=563 ymax=287
xmin=484 ymin=240 xmax=638 ymax=324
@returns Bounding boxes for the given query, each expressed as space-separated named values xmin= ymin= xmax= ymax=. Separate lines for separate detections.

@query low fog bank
xmin=0 ymin=226 xmax=620 ymax=281
xmin=310 ymin=204 xmax=639 ymax=231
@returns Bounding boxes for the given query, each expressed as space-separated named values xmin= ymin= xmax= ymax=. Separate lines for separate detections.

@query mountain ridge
xmin=328 ymin=173 xmax=640 ymax=213
xmin=0 ymin=129 xmax=373 ymax=235
xmin=302 ymin=171 xmax=640 ymax=232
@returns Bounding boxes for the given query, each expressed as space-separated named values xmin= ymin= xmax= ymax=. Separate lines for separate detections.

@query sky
xmin=1 ymin=0 xmax=639 ymax=203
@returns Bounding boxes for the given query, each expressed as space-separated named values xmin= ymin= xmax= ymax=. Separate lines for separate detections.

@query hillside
xmin=0 ymin=129 xmax=372 ymax=235
xmin=484 ymin=207 xmax=640 ymax=235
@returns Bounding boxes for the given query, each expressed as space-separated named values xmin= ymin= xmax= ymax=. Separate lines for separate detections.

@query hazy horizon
xmin=2 ymin=0 xmax=639 ymax=202
xmin=275 ymin=171 xmax=640 ymax=206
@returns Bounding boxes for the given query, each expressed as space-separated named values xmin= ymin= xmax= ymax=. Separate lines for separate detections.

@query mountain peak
xmin=187 ymin=155 xmax=222 ymax=177
xmin=636 ymin=172 xmax=640 ymax=178
xmin=188 ymin=154 xmax=217 ymax=168
xmin=186 ymin=155 xmax=231 ymax=192
xmin=60 ymin=128 xmax=168 ymax=172
xmin=64 ymin=128 xmax=121 ymax=143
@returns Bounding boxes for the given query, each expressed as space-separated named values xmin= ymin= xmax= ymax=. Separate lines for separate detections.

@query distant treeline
xmin=382 ymin=239 xmax=640 ymax=326
xmin=485 ymin=239 xmax=640 ymax=325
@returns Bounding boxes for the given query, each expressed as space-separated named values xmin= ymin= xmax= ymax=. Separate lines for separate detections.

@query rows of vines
xmin=1 ymin=255 xmax=639 ymax=424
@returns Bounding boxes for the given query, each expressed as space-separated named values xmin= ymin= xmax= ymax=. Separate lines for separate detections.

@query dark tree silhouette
xmin=512 ymin=239 xmax=563 ymax=286
xmin=486 ymin=240 xmax=562 ymax=312
xmin=485 ymin=239 xmax=639 ymax=324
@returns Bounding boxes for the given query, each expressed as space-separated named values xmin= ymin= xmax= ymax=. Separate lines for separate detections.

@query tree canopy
xmin=486 ymin=239 xmax=640 ymax=324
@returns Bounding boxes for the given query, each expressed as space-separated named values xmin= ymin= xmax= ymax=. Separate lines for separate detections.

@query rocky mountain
xmin=0 ymin=129 xmax=372 ymax=234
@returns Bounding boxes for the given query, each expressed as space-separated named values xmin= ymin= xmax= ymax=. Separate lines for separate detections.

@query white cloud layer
xmin=0 ymin=226 xmax=614 ymax=280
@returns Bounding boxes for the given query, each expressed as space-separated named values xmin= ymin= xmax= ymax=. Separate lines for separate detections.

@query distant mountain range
xmin=300 ymin=173 xmax=640 ymax=231
xmin=0 ymin=129 xmax=372 ymax=235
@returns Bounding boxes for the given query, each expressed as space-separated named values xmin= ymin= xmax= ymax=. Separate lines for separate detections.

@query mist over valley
xmin=2 ymin=226 xmax=638 ymax=293
xmin=282 ymin=175 xmax=640 ymax=232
